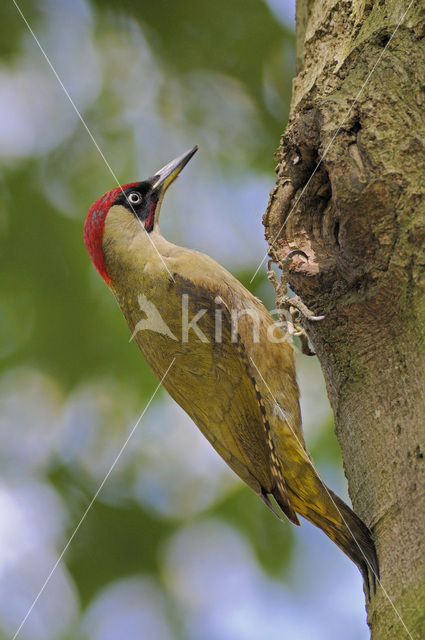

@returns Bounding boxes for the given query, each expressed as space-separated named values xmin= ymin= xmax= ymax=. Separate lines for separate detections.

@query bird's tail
xmin=288 ymin=480 xmax=379 ymax=598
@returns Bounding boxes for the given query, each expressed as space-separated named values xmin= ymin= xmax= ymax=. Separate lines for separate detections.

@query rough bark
xmin=263 ymin=1 xmax=425 ymax=638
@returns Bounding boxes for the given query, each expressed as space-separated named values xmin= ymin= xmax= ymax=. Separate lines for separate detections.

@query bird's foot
xmin=267 ymin=251 xmax=324 ymax=356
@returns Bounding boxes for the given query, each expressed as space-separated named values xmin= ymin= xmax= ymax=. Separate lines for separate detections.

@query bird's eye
xmin=128 ymin=192 xmax=142 ymax=205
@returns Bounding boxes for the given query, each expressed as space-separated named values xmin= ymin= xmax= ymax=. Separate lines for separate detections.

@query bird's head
xmin=84 ymin=146 xmax=198 ymax=285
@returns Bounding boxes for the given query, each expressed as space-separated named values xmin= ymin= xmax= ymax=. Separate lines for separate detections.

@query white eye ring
xmin=128 ymin=192 xmax=142 ymax=205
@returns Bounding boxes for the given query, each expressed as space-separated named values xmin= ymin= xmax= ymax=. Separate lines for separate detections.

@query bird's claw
xmin=283 ymin=249 xmax=309 ymax=263
xmin=267 ymin=249 xmax=324 ymax=356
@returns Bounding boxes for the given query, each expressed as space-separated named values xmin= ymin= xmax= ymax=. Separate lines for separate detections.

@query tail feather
xmin=289 ymin=484 xmax=379 ymax=598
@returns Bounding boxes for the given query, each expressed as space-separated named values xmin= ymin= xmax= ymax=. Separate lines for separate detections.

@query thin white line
xmin=249 ymin=355 xmax=414 ymax=640
xmin=11 ymin=0 xmax=175 ymax=283
xmin=12 ymin=358 xmax=176 ymax=640
xmin=250 ymin=0 xmax=415 ymax=283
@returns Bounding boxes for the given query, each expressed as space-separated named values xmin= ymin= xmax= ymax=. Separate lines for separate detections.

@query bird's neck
xmin=102 ymin=205 xmax=176 ymax=294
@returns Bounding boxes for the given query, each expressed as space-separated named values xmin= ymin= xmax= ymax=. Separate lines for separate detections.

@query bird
xmin=84 ymin=146 xmax=379 ymax=596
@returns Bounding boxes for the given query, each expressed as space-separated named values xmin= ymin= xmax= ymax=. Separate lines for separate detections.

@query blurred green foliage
xmin=1 ymin=1 xmax=39 ymax=58
xmin=92 ymin=0 xmax=295 ymax=142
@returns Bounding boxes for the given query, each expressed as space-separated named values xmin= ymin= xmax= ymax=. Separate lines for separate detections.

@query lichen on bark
xmin=263 ymin=1 xmax=425 ymax=638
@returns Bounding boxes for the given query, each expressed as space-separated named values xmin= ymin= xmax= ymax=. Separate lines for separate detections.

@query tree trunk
xmin=263 ymin=1 xmax=425 ymax=638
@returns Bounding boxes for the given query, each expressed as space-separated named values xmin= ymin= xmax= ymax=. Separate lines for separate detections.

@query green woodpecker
xmin=84 ymin=147 xmax=378 ymax=595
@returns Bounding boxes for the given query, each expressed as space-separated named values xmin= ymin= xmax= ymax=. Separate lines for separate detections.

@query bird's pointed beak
xmin=152 ymin=146 xmax=198 ymax=194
